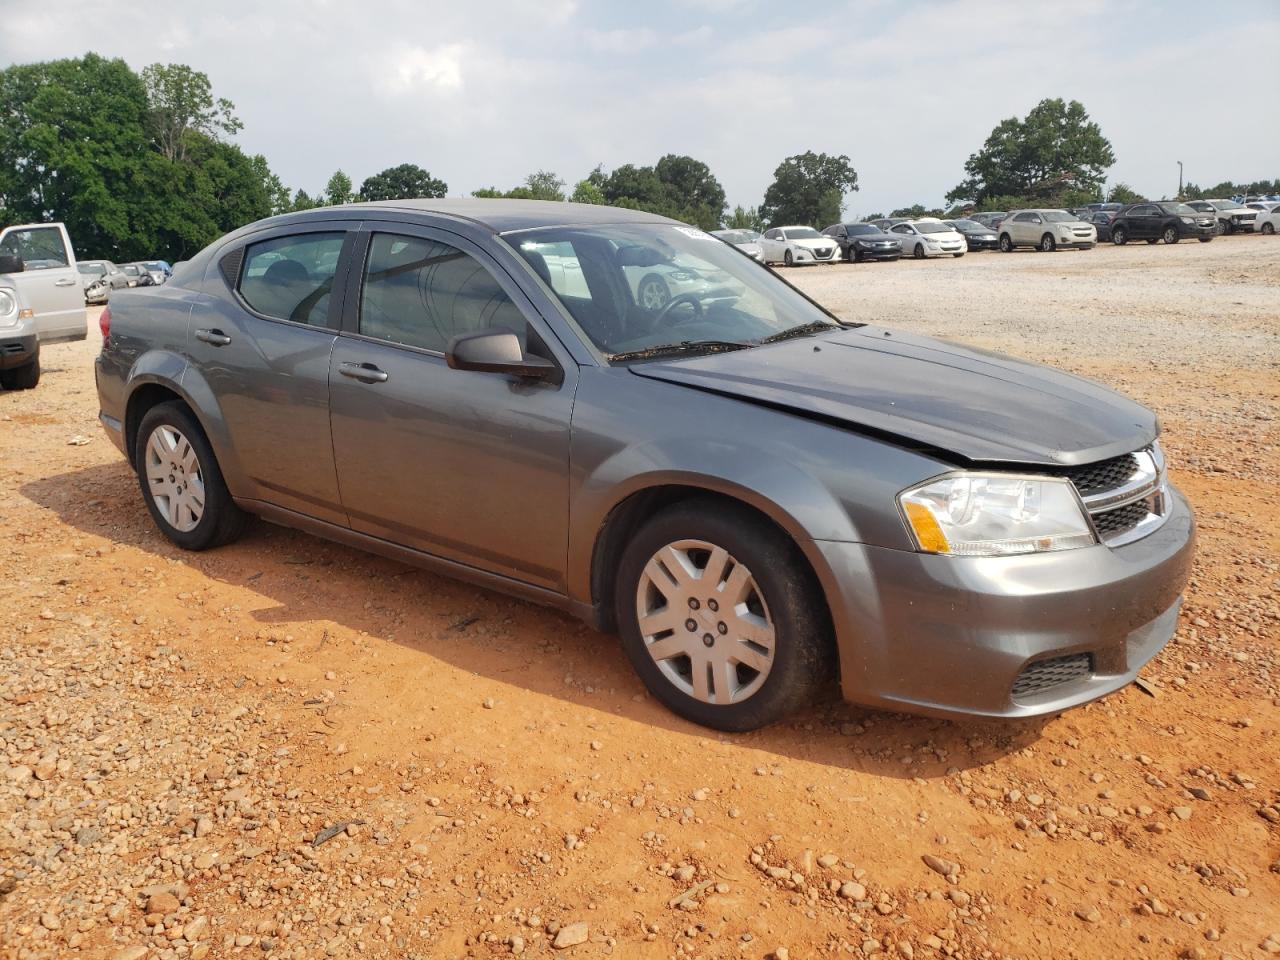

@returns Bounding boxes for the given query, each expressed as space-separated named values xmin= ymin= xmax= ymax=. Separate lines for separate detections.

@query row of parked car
xmin=712 ymin=197 xmax=1280 ymax=265
xmin=77 ymin=258 xmax=172 ymax=303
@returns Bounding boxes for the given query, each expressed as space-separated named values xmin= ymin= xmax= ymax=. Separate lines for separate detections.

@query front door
xmin=328 ymin=227 xmax=575 ymax=590
xmin=188 ymin=224 xmax=355 ymax=525
xmin=0 ymin=224 xmax=86 ymax=341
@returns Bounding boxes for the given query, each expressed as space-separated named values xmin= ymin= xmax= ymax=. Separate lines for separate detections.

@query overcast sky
xmin=3 ymin=0 xmax=1278 ymax=216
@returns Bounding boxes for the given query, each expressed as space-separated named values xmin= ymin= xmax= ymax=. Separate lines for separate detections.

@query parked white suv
xmin=1184 ymin=200 xmax=1257 ymax=234
xmin=997 ymin=210 xmax=1097 ymax=252
xmin=0 ymin=222 xmax=88 ymax=389
xmin=759 ymin=226 xmax=839 ymax=266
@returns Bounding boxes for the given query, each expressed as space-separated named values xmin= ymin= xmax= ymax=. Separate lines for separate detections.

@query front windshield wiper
xmin=759 ymin=321 xmax=843 ymax=344
xmin=607 ymin=339 xmax=756 ymax=363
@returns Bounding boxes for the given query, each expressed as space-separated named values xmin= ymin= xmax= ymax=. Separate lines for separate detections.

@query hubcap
xmin=144 ymin=425 xmax=205 ymax=532
xmin=639 ymin=280 xmax=668 ymax=311
xmin=635 ymin=539 xmax=775 ymax=705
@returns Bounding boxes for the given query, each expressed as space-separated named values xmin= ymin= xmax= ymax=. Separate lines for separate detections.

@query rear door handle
xmin=339 ymin=361 xmax=389 ymax=383
xmin=194 ymin=328 xmax=232 ymax=346
xmin=55 ymin=278 xmax=77 ymax=286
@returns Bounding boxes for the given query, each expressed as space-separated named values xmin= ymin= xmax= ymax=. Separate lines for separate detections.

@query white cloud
xmin=377 ymin=43 xmax=467 ymax=96
xmin=584 ymin=28 xmax=658 ymax=54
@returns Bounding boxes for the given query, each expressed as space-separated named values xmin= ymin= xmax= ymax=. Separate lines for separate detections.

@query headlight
xmin=1180 ymin=217 xmax=1194 ymax=224
xmin=899 ymin=474 xmax=1096 ymax=557
xmin=0 ymin=288 xmax=16 ymax=319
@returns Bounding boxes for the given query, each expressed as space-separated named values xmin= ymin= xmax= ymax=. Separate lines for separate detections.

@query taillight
xmin=99 ymin=304 xmax=111 ymax=339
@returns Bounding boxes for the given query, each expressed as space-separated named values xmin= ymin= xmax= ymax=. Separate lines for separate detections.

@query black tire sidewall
xmin=614 ymin=501 xmax=831 ymax=732
xmin=135 ymin=402 xmax=238 ymax=551
xmin=0 ymin=351 xmax=39 ymax=390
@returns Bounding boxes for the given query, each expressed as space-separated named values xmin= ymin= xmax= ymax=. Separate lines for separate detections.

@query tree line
xmin=2 ymin=56 xmax=1272 ymax=263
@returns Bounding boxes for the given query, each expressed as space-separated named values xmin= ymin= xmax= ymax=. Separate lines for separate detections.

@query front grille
xmin=1092 ymin=500 xmax=1149 ymax=537
xmin=1061 ymin=453 xmax=1140 ymax=496
xmin=1012 ymin=653 xmax=1092 ymax=699
xmin=813 ymin=247 xmax=835 ymax=259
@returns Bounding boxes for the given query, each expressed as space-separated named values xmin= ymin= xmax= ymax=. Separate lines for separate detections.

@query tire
xmin=1112 ymin=226 xmax=1128 ymax=245
xmin=1263 ymin=223 xmax=1275 ymax=235
xmin=1162 ymin=226 xmax=1179 ymax=244
xmin=135 ymin=401 xmax=247 ymax=551
xmin=951 ymin=252 xmax=964 ymax=257
xmin=1145 ymin=237 xmax=1159 ymax=244
xmin=998 ymin=234 xmax=1014 ymax=252
xmin=614 ymin=499 xmax=833 ymax=731
xmin=1216 ymin=219 xmax=1228 ymax=236
xmin=846 ymin=245 xmax=859 ymax=263
xmin=0 ymin=353 xmax=39 ymax=391
xmin=1198 ymin=236 xmax=1213 ymax=243
xmin=636 ymin=274 xmax=671 ymax=312
xmin=1039 ymin=233 xmax=1056 ymax=252
xmin=913 ymin=243 xmax=925 ymax=260
xmin=783 ymin=249 xmax=794 ymax=267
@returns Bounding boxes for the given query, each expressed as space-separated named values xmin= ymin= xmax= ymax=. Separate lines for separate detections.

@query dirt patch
xmin=1 ymin=238 xmax=1278 ymax=960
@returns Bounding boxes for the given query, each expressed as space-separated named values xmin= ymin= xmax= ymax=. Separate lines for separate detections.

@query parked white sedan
xmin=888 ymin=219 xmax=966 ymax=259
xmin=1245 ymin=202 xmax=1280 ymax=235
xmin=759 ymin=226 xmax=840 ymax=266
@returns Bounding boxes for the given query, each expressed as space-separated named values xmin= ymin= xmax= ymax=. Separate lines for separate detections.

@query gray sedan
xmin=95 ymin=200 xmax=1194 ymax=731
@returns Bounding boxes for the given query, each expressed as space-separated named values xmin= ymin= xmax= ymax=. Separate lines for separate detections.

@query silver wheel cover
xmin=635 ymin=539 xmax=775 ymax=705
xmin=144 ymin=425 xmax=205 ymax=533
xmin=639 ymin=279 xmax=669 ymax=311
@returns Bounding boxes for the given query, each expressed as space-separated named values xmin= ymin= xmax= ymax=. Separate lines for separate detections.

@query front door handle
xmin=194 ymin=328 xmax=232 ymax=346
xmin=55 ymin=277 xmax=78 ymax=287
xmin=339 ymin=361 xmax=389 ymax=384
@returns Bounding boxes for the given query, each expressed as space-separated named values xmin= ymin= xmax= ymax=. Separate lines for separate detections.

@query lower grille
xmin=1011 ymin=653 xmax=1092 ymax=699
xmin=1092 ymin=500 xmax=1149 ymax=537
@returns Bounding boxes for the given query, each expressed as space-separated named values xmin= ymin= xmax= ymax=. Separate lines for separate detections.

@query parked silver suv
xmin=96 ymin=200 xmax=1194 ymax=730
xmin=0 ymin=222 xmax=88 ymax=389
xmin=998 ymin=210 xmax=1097 ymax=252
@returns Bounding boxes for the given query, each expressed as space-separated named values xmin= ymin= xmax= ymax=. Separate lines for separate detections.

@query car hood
xmin=630 ymin=326 xmax=1157 ymax=467
xmin=787 ymin=237 xmax=836 ymax=250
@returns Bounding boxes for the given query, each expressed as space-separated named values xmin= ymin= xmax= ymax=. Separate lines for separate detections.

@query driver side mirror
xmin=0 ymin=253 xmax=24 ymax=274
xmin=446 ymin=328 xmax=561 ymax=384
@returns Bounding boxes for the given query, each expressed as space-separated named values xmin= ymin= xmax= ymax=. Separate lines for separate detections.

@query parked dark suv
xmin=1109 ymin=203 xmax=1216 ymax=245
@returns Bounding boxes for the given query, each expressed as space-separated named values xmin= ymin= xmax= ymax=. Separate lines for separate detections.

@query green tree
xmin=141 ymin=63 xmax=242 ymax=162
xmin=725 ymin=205 xmax=764 ymax=231
xmin=358 ymin=163 xmax=447 ymax=201
xmin=890 ymin=203 xmax=945 ymax=219
xmin=291 ymin=189 xmax=318 ymax=211
xmin=470 ymin=187 xmax=505 ymax=199
xmin=596 ymin=155 xmax=728 ymax=229
xmin=947 ymin=98 xmax=1114 ymax=206
xmin=1104 ymin=182 xmax=1143 ymax=204
xmin=760 ymin=151 xmax=858 ymax=228
xmin=249 ymin=154 xmax=292 ymax=215
xmin=570 ymin=178 xmax=605 ymax=204
xmin=522 ymin=170 xmax=566 ymax=201
xmin=323 ymin=170 xmax=353 ymax=206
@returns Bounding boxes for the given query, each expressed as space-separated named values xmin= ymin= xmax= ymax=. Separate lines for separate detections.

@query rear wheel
xmin=1039 ymin=233 xmax=1056 ymax=252
xmin=1145 ymin=237 xmax=1159 ymax=244
xmin=999 ymin=234 xmax=1014 ymax=252
xmin=1162 ymin=226 xmax=1178 ymax=244
xmin=135 ymin=401 xmax=247 ymax=551
xmin=0 ymin=352 xmax=39 ymax=391
xmin=615 ymin=500 xmax=832 ymax=731
xmin=1112 ymin=226 xmax=1128 ymax=245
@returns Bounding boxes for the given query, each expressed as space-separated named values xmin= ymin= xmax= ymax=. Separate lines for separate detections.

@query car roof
xmin=254 ymin=198 xmax=680 ymax=234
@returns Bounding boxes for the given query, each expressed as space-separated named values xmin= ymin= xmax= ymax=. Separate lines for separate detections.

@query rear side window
xmin=239 ymin=232 xmax=345 ymax=326
xmin=359 ymin=233 xmax=527 ymax=353
xmin=0 ymin=226 xmax=70 ymax=270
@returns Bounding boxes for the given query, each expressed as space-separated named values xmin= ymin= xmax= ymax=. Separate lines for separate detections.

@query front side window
xmin=512 ymin=223 xmax=843 ymax=358
xmin=239 ymin=232 xmax=345 ymax=326
xmin=359 ymin=233 xmax=527 ymax=353
xmin=0 ymin=226 xmax=70 ymax=270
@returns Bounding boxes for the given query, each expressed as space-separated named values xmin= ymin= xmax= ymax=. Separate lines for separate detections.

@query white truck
xmin=0 ymin=222 xmax=88 ymax=389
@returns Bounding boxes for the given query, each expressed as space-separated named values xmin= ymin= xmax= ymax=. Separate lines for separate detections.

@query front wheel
xmin=615 ymin=500 xmax=832 ymax=731
xmin=1039 ymin=233 xmax=1056 ymax=252
xmin=636 ymin=274 xmax=672 ymax=312
xmin=1112 ymin=226 xmax=1128 ymax=245
xmin=136 ymin=401 xmax=247 ymax=551
xmin=1198 ymin=236 xmax=1213 ymax=243
xmin=1145 ymin=237 xmax=1159 ymax=244
xmin=783 ymin=249 xmax=794 ymax=267
xmin=999 ymin=234 xmax=1014 ymax=252
xmin=1262 ymin=223 xmax=1275 ymax=235
xmin=913 ymin=243 xmax=925 ymax=259
xmin=1162 ymin=226 xmax=1179 ymax=244
xmin=0 ymin=352 xmax=39 ymax=391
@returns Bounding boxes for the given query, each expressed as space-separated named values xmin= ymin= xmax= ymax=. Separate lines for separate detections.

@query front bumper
xmin=855 ymin=245 xmax=902 ymax=260
xmin=920 ymin=243 xmax=965 ymax=257
xmin=0 ymin=332 xmax=38 ymax=370
xmin=965 ymin=237 xmax=1000 ymax=250
xmin=819 ymin=485 xmax=1195 ymax=719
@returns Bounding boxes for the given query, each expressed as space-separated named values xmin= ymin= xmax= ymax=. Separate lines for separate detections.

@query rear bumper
xmin=0 ymin=332 xmax=37 ymax=370
xmin=819 ymin=486 xmax=1195 ymax=719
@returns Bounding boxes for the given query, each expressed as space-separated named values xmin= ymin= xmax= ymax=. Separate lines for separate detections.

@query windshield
xmin=78 ymin=263 xmax=106 ymax=276
xmin=915 ymin=221 xmax=952 ymax=234
xmin=847 ymin=224 xmax=880 ymax=235
xmin=1208 ymin=200 xmax=1236 ymax=210
xmin=712 ymin=230 xmax=760 ymax=244
xmin=1043 ymin=211 xmax=1075 ymax=222
xmin=142 ymin=260 xmax=166 ymax=270
xmin=950 ymin=220 xmax=984 ymax=231
xmin=511 ymin=224 xmax=841 ymax=358
xmin=781 ymin=227 xmax=822 ymax=240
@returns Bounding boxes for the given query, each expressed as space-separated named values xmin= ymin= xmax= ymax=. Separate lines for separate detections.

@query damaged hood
xmin=630 ymin=326 xmax=1157 ymax=467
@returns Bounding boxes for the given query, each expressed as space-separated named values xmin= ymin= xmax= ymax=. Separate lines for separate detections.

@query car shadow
xmin=22 ymin=462 xmax=1056 ymax=779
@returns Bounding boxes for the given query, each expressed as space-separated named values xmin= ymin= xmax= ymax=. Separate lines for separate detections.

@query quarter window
xmin=359 ymin=233 xmax=527 ymax=353
xmin=0 ymin=226 xmax=70 ymax=270
xmin=239 ymin=232 xmax=345 ymax=326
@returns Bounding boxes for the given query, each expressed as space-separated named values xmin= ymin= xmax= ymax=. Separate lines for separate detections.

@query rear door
xmin=191 ymin=221 xmax=357 ymax=525
xmin=0 ymin=224 xmax=86 ymax=341
xmin=327 ymin=223 xmax=575 ymax=589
